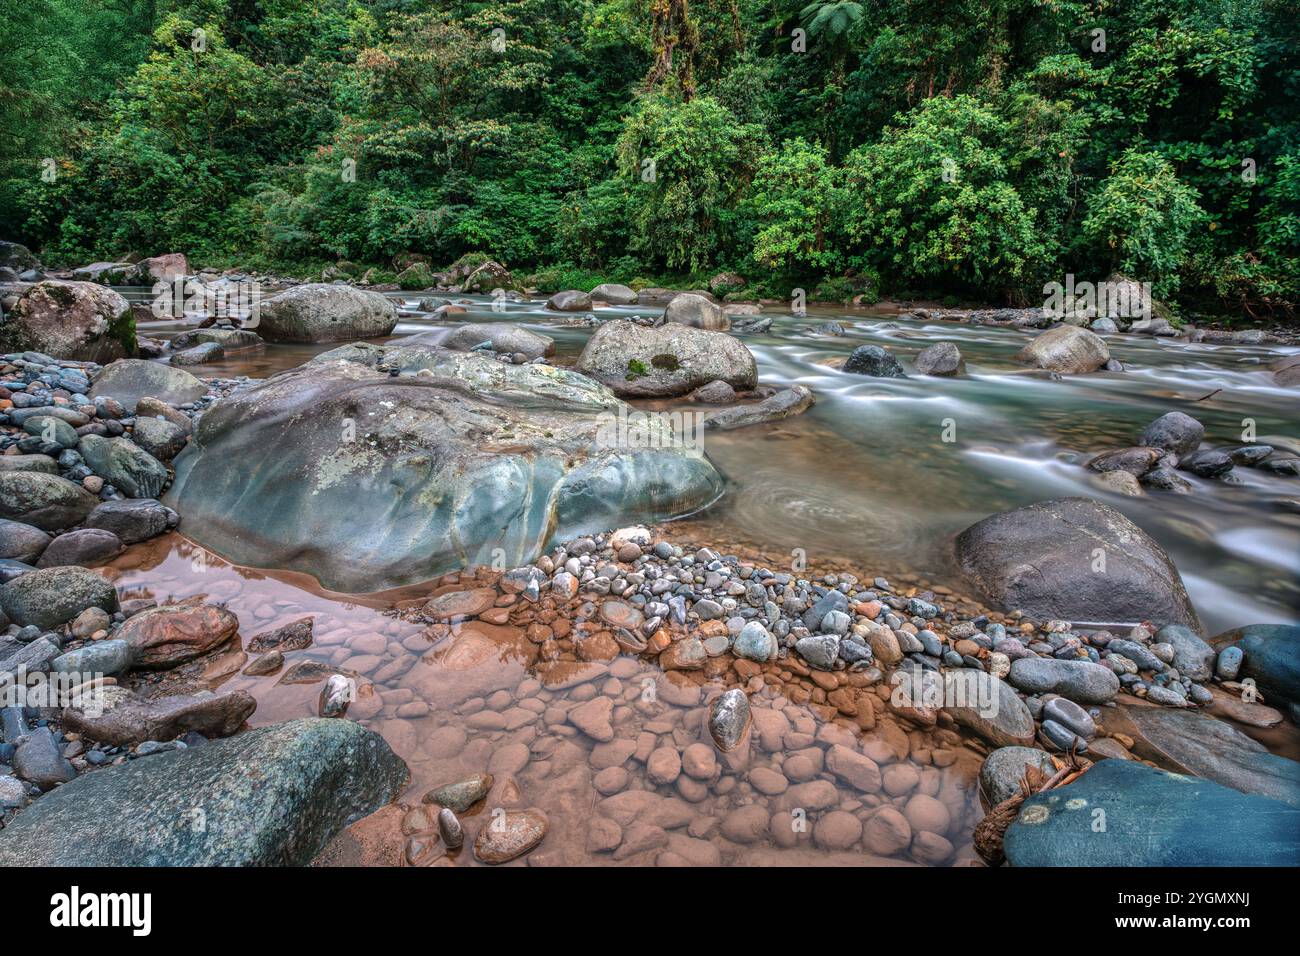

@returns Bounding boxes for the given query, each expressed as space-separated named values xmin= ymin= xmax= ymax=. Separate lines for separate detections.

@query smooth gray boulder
xmin=1014 ymin=325 xmax=1109 ymax=374
xmin=89 ymin=358 xmax=207 ymax=412
xmin=0 ymin=718 xmax=408 ymax=866
xmin=0 ymin=565 xmax=118 ymax=629
xmin=84 ymin=498 xmax=178 ymax=544
xmin=165 ymin=348 xmax=723 ymax=592
xmin=438 ymin=322 xmax=555 ymax=360
xmin=546 ymin=290 xmax=592 ymax=312
xmin=255 ymin=284 xmax=397 ymax=343
xmin=575 ymin=319 xmax=757 ymax=398
xmin=1139 ymin=411 xmax=1204 ymax=457
xmin=35 ymin=528 xmax=124 ymax=568
xmin=1007 ymin=657 xmax=1120 ymax=704
xmin=0 ymin=281 xmax=133 ymax=361
xmin=913 ymin=342 xmax=965 ymax=376
xmin=0 ymin=472 xmax=99 ymax=531
xmin=955 ymin=497 xmax=1199 ymax=629
xmin=1155 ymin=623 xmax=1215 ymax=681
xmin=663 ymin=293 xmax=728 ymax=331
xmin=591 ymin=283 xmax=638 ymax=305
xmin=1005 ymin=759 xmax=1299 ymax=866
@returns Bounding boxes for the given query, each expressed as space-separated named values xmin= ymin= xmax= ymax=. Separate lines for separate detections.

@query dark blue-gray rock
xmin=169 ymin=342 xmax=224 ymax=366
xmin=700 ymin=384 xmax=815 ymax=431
xmin=1216 ymin=645 xmax=1243 ymax=680
xmin=1120 ymin=705 xmax=1300 ymax=807
xmin=1139 ymin=411 xmax=1204 ymax=457
xmin=1041 ymin=718 xmax=1088 ymax=751
xmin=165 ymin=350 xmax=723 ymax=592
xmin=12 ymin=725 xmax=77 ymax=791
xmin=913 ymin=342 xmax=965 ymax=376
xmin=1005 ymin=760 xmax=1299 ymax=866
xmin=0 ymin=472 xmax=99 ymax=531
xmin=84 ymin=497 xmax=178 ymax=544
xmin=257 ymin=284 xmax=398 ymax=343
xmin=1213 ymin=623 xmax=1300 ymax=706
xmin=1042 ymin=696 xmax=1095 ymax=738
xmin=77 ymin=435 xmax=168 ymax=498
xmin=1008 ymin=657 xmax=1119 ymax=704
xmin=1086 ymin=446 xmax=1161 ymax=476
xmin=980 ymin=746 xmax=1057 ymax=806
xmin=0 ymin=565 xmax=118 ymax=629
xmin=955 ymin=497 xmax=1199 ymax=629
xmin=1140 ymin=466 xmax=1192 ymax=493
xmin=1155 ymin=624 xmax=1214 ymax=681
xmin=941 ymin=669 xmax=1036 ymax=747
xmin=575 ymin=319 xmax=755 ymax=397
xmin=1106 ymin=638 xmax=1167 ymax=672
xmin=35 ymin=528 xmax=124 ymax=568
xmin=802 ymin=590 xmax=848 ymax=629
xmin=0 ymin=718 xmax=408 ymax=865
xmin=0 ymin=518 xmax=51 ymax=564
xmin=844 ymin=345 xmax=907 ymax=378
xmin=1181 ymin=449 xmax=1233 ymax=478
xmin=88 ymin=358 xmax=206 ymax=413
xmin=1228 ymin=445 xmax=1272 ymax=467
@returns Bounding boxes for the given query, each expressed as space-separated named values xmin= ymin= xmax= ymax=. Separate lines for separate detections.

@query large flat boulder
xmin=955 ymin=497 xmax=1199 ymax=629
xmin=0 ymin=280 xmax=134 ymax=361
xmin=255 ymin=284 xmax=397 ymax=343
xmin=0 ymin=718 xmax=408 ymax=866
xmin=1116 ymin=705 xmax=1300 ymax=807
xmin=576 ymin=319 xmax=757 ymax=398
xmin=166 ymin=348 xmax=723 ymax=592
xmin=1004 ymin=759 xmax=1300 ymax=866
xmin=88 ymin=358 xmax=207 ymax=412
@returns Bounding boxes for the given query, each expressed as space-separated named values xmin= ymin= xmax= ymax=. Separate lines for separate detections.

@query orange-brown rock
xmin=117 ymin=603 xmax=239 ymax=669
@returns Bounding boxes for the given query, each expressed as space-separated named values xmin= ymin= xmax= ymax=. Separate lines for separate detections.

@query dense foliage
xmin=1 ymin=0 xmax=1296 ymax=314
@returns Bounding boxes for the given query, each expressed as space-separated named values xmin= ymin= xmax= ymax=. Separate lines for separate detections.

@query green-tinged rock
xmin=0 ymin=718 xmax=408 ymax=866
xmin=166 ymin=349 xmax=723 ymax=592
xmin=77 ymin=434 xmax=169 ymax=498
xmin=1005 ymin=759 xmax=1300 ymax=866
xmin=0 ymin=565 xmax=117 ymax=629
xmin=0 ymin=280 xmax=133 ymax=361
xmin=0 ymin=472 xmax=99 ymax=530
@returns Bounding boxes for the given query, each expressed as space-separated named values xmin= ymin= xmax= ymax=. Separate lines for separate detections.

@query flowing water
xmin=107 ymin=288 xmax=1300 ymax=866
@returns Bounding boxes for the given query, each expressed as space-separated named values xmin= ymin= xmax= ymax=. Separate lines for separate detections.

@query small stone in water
xmin=708 ymin=689 xmax=751 ymax=753
xmin=318 ymin=674 xmax=352 ymax=718
xmin=437 ymin=807 xmax=464 ymax=849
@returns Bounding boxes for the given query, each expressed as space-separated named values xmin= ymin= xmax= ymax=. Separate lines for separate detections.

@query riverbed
xmin=103 ymin=289 xmax=1300 ymax=865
